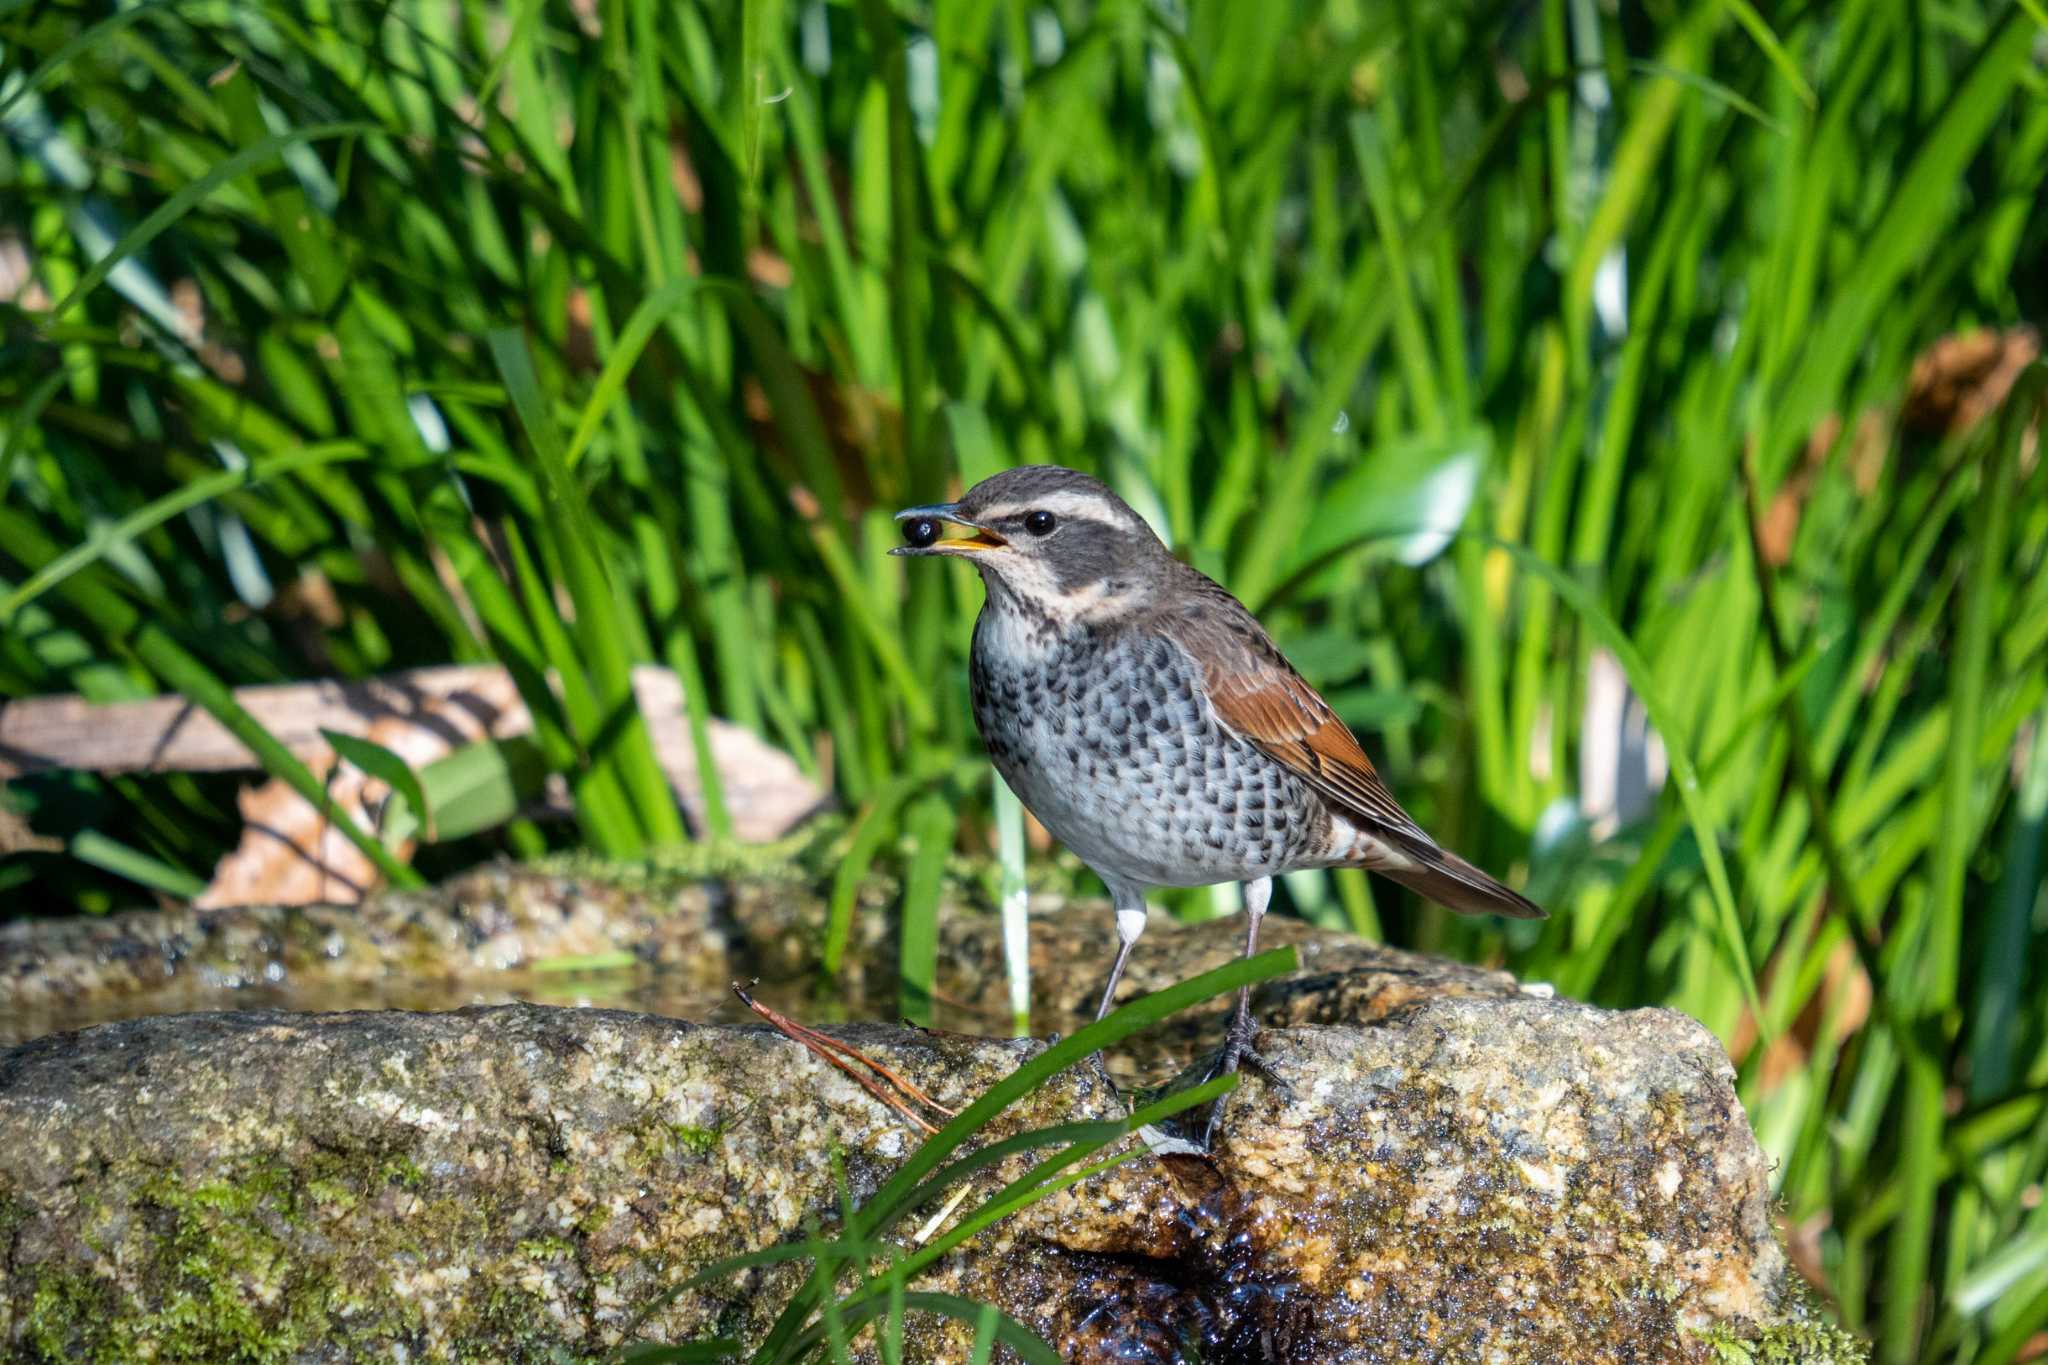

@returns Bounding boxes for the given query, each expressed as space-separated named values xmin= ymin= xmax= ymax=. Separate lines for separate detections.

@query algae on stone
xmin=0 ymin=987 xmax=1865 ymax=1362
xmin=0 ymin=861 xmax=1518 ymax=1073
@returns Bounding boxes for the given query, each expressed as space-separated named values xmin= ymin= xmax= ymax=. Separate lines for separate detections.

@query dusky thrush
xmin=893 ymin=465 xmax=1543 ymax=1080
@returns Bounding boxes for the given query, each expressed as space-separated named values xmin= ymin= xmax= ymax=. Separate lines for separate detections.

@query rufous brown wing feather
xmin=1167 ymin=584 xmax=1545 ymax=921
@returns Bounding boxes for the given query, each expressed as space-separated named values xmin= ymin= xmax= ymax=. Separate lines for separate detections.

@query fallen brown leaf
xmin=196 ymin=671 xmax=521 ymax=908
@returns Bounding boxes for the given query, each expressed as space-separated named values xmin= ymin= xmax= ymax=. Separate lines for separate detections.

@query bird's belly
xmin=972 ymin=635 xmax=1327 ymax=889
xmin=996 ymin=753 xmax=1231 ymax=888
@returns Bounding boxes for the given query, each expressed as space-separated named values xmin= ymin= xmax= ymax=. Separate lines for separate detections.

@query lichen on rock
xmin=0 ymin=927 xmax=1865 ymax=1363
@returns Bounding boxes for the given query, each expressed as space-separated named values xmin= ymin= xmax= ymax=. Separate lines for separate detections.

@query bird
xmin=891 ymin=464 xmax=1542 ymax=1087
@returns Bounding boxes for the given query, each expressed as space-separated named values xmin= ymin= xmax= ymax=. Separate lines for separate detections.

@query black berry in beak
xmin=889 ymin=503 xmax=1008 ymax=556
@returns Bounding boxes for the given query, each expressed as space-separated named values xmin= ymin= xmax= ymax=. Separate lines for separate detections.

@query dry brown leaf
xmin=196 ymin=671 xmax=521 ymax=909
xmin=670 ymin=130 xmax=703 ymax=214
xmin=1903 ymin=325 xmax=2040 ymax=436
xmin=1762 ymin=410 xmax=1892 ymax=566
xmin=746 ymin=246 xmax=793 ymax=290
xmin=1729 ymin=934 xmax=1872 ymax=1093
xmin=1762 ymin=327 xmax=2037 ymax=567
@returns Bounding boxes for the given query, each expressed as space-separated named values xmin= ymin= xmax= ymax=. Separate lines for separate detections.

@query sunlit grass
xmin=2 ymin=2 xmax=2046 ymax=1359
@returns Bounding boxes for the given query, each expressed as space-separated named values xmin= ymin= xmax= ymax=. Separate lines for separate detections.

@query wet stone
xmin=0 ymin=861 xmax=1512 ymax=1067
xmin=0 ymin=869 xmax=1863 ymax=1362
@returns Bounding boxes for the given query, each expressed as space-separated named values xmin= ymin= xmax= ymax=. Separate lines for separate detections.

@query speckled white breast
xmin=968 ymin=604 xmax=1330 ymax=890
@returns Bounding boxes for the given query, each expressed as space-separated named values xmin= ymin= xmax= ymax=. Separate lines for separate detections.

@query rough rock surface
xmin=0 ymin=860 xmax=1519 ymax=1073
xmin=0 ymin=993 xmax=1862 ymax=1362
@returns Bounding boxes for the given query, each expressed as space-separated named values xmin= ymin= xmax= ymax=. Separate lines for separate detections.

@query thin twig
xmin=909 ymin=1184 xmax=975 ymax=1246
xmin=734 ymin=982 xmax=955 ymax=1134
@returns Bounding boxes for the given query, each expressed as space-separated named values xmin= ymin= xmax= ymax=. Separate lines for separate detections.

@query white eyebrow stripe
xmin=975 ymin=490 xmax=1125 ymax=524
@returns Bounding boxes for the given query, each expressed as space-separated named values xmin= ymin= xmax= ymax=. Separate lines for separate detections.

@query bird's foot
xmin=1088 ymin=1047 xmax=1126 ymax=1097
xmin=1195 ymin=1014 xmax=1291 ymax=1149
xmin=1205 ymin=1008 xmax=1291 ymax=1088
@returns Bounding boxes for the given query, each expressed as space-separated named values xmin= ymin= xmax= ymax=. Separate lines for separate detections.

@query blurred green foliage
xmin=3 ymin=0 xmax=2047 ymax=1358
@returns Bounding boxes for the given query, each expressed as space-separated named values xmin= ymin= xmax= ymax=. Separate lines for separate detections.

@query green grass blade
xmin=0 ymin=443 xmax=368 ymax=625
xmin=1967 ymin=704 xmax=2048 ymax=1102
xmin=564 ymin=281 xmax=695 ymax=470
xmin=489 ymin=327 xmax=687 ymax=849
xmin=1766 ymin=10 xmax=2036 ymax=475
xmin=968 ymin=1304 xmax=998 ymax=1365
xmin=45 ymin=124 xmax=374 ymax=322
xmin=320 ymin=730 xmax=427 ymax=843
xmin=1485 ymin=536 xmax=1762 ymax=1024
xmin=416 ymin=737 xmax=551 ymax=844
xmin=1717 ymin=0 xmax=1816 ymax=108
xmin=896 ymin=792 xmax=953 ymax=1026
xmin=748 ymin=949 xmax=1293 ymax=1360
xmin=1926 ymin=368 xmax=2039 ymax=1007
xmin=68 ymin=828 xmax=206 ymax=900
xmin=0 ymin=368 xmax=68 ymax=504
xmin=1888 ymin=369 xmax=2043 ymax=1361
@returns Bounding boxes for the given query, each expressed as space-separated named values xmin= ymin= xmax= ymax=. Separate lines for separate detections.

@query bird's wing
xmin=1161 ymin=578 xmax=1545 ymax=920
xmin=1178 ymin=606 xmax=1422 ymax=836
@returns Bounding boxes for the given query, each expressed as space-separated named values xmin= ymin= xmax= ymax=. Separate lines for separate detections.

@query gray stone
xmin=0 ymin=976 xmax=1862 ymax=1361
xmin=0 ymin=860 xmax=1519 ymax=1072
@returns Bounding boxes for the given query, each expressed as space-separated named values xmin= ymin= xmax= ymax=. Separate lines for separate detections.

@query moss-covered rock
xmin=0 ymin=859 xmax=1514 ymax=1070
xmin=0 ymin=992 xmax=1864 ymax=1362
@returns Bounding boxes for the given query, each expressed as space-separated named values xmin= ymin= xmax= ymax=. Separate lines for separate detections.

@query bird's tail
xmin=1371 ymin=833 xmax=1546 ymax=920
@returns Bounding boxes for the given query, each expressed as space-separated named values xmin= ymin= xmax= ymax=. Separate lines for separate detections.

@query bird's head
xmin=891 ymin=465 xmax=1171 ymax=616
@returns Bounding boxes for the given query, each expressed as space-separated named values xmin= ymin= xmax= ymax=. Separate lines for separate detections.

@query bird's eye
xmin=1024 ymin=510 xmax=1056 ymax=536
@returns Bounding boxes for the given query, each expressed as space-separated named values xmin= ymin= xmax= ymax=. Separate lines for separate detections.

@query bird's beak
xmin=888 ymin=504 xmax=1010 ymax=557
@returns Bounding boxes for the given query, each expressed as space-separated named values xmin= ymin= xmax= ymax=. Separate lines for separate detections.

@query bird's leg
xmin=1084 ymin=892 xmax=1148 ymax=1095
xmin=1215 ymin=876 xmax=1270 ymax=1077
xmin=1203 ymin=877 xmax=1286 ymax=1147
xmin=1094 ymin=896 xmax=1149 ymax=1022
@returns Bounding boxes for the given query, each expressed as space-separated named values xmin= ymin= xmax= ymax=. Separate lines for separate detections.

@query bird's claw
xmin=1195 ymin=1014 xmax=1291 ymax=1149
xmin=1208 ymin=1006 xmax=1291 ymax=1087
